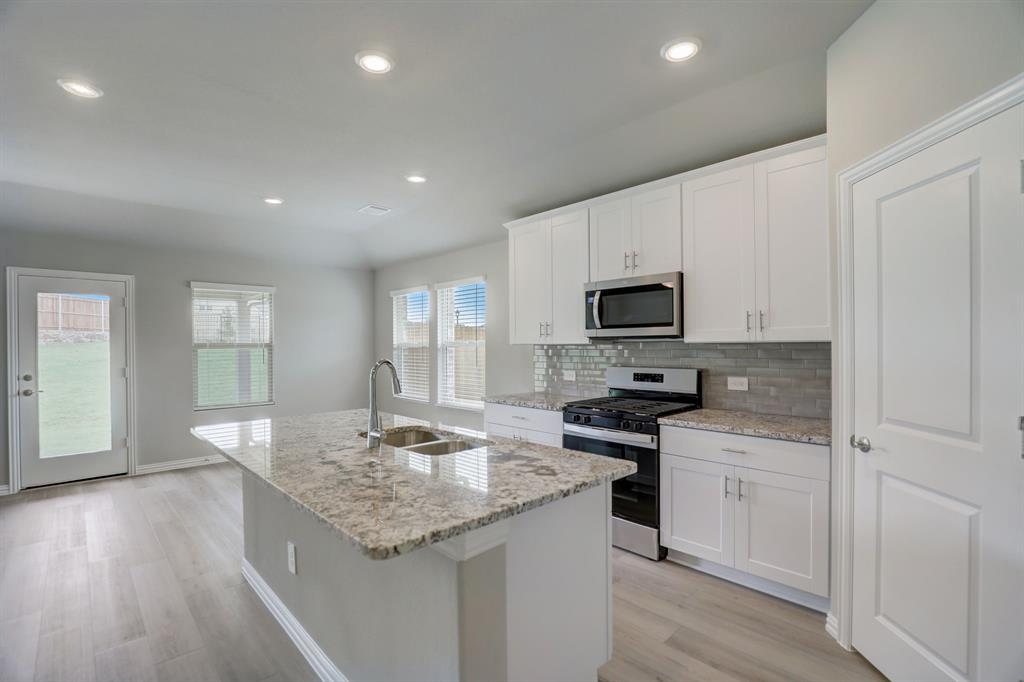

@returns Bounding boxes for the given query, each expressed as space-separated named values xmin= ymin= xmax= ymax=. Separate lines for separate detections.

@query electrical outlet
xmin=287 ymin=541 xmax=297 ymax=575
xmin=562 ymin=369 xmax=576 ymax=381
xmin=727 ymin=376 xmax=749 ymax=391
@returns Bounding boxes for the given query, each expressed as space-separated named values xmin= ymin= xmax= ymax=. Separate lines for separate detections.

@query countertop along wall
xmin=373 ymin=239 xmax=534 ymax=431
xmin=0 ymin=227 xmax=374 ymax=488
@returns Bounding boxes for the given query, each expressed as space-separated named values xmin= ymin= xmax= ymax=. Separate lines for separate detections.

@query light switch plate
xmin=563 ymin=369 xmax=577 ymax=381
xmin=287 ymin=541 xmax=297 ymax=575
xmin=727 ymin=376 xmax=749 ymax=391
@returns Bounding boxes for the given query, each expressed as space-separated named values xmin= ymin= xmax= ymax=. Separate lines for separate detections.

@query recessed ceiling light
xmin=355 ymin=51 xmax=393 ymax=74
xmin=57 ymin=78 xmax=103 ymax=98
xmin=405 ymin=175 xmax=427 ymax=184
xmin=263 ymin=197 xmax=284 ymax=205
xmin=661 ymin=38 xmax=701 ymax=63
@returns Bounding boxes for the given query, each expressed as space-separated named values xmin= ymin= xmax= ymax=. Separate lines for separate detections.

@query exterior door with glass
xmin=14 ymin=273 xmax=129 ymax=488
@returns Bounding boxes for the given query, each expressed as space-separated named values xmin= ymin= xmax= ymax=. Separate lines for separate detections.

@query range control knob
xmin=572 ymin=414 xmax=581 ymax=423
xmin=634 ymin=422 xmax=644 ymax=432
xmin=621 ymin=420 xmax=632 ymax=430
xmin=583 ymin=416 xmax=592 ymax=424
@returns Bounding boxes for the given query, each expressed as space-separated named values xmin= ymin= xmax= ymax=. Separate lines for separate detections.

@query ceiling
xmin=0 ymin=0 xmax=869 ymax=269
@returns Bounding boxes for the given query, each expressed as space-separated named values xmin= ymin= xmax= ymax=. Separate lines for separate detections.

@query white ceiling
xmin=0 ymin=0 xmax=869 ymax=268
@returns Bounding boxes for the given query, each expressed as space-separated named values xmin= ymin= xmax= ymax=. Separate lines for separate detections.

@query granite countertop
xmin=191 ymin=409 xmax=635 ymax=560
xmin=659 ymin=408 xmax=832 ymax=446
xmin=483 ymin=391 xmax=580 ymax=412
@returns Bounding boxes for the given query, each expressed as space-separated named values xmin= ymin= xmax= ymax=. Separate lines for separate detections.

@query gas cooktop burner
xmin=564 ymin=396 xmax=698 ymax=418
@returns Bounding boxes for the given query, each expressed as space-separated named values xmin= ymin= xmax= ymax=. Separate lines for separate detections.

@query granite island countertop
xmin=191 ymin=409 xmax=635 ymax=560
xmin=483 ymin=391 xmax=585 ymax=411
xmin=659 ymin=408 xmax=831 ymax=446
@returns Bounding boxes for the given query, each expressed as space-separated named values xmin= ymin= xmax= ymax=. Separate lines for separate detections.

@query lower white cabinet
xmin=484 ymin=404 xmax=563 ymax=446
xmin=660 ymin=427 xmax=830 ymax=597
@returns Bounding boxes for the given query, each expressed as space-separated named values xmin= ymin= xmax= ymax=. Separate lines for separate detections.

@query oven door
xmin=562 ymin=423 xmax=659 ymax=528
xmin=585 ymin=272 xmax=682 ymax=338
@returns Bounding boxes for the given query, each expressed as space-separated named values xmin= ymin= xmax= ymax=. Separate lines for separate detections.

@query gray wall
xmin=0 ymin=228 xmax=374 ymax=486
xmin=536 ymin=341 xmax=831 ymax=419
xmin=373 ymin=239 xmax=533 ymax=430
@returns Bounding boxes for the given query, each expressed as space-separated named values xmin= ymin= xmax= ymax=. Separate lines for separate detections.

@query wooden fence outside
xmin=37 ymin=294 xmax=109 ymax=332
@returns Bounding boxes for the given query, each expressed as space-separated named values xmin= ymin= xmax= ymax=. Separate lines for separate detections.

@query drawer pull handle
xmin=721 ymin=447 xmax=748 ymax=454
xmin=511 ymin=415 xmax=527 ymax=421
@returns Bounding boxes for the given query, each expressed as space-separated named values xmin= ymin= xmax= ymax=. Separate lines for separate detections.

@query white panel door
xmin=548 ymin=210 xmax=589 ymax=344
xmin=630 ymin=184 xmax=681 ymax=277
xmin=733 ymin=467 xmax=829 ymax=597
xmin=682 ymin=165 xmax=756 ymax=342
xmin=16 ymin=274 xmax=129 ymax=488
xmin=851 ymin=105 xmax=1023 ymax=682
xmin=588 ymin=198 xmax=631 ymax=282
xmin=660 ymin=454 xmax=734 ymax=565
xmin=509 ymin=220 xmax=551 ymax=344
xmin=754 ymin=146 xmax=830 ymax=341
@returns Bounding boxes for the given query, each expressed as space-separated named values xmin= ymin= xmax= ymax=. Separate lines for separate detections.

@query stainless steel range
xmin=562 ymin=367 xmax=701 ymax=560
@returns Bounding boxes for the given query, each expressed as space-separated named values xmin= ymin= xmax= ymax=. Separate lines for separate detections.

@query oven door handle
xmin=564 ymin=422 xmax=657 ymax=449
xmin=592 ymin=290 xmax=602 ymax=329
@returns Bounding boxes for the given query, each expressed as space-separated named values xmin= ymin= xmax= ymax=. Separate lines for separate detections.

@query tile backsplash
xmin=534 ymin=341 xmax=831 ymax=419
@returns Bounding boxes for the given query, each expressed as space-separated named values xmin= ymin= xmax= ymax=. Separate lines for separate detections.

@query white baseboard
xmin=135 ymin=454 xmax=225 ymax=475
xmin=0 ymin=484 xmax=10 ymax=496
xmin=241 ymin=559 xmax=347 ymax=682
xmin=666 ymin=549 xmax=830 ymax=613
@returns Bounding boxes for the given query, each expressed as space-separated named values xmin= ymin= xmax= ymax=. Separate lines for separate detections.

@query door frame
xmin=830 ymin=73 xmax=1024 ymax=650
xmin=5 ymin=267 xmax=138 ymax=495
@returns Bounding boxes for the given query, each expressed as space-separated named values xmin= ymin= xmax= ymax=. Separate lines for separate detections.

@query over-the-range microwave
xmin=584 ymin=272 xmax=683 ymax=339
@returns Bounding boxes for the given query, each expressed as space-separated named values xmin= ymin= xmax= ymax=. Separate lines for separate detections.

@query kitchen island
xmin=192 ymin=409 xmax=634 ymax=682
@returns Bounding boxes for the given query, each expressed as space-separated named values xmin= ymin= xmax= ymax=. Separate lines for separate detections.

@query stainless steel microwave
xmin=585 ymin=272 xmax=683 ymax=339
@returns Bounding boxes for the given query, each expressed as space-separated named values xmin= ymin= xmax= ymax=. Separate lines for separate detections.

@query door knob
xmin=850 ymin=435 xmax=872 ymax=452
xmin=21 ymin=388 xmax=34 ymax=396
xmin=21 ymin=373 xmax=32 ymax=381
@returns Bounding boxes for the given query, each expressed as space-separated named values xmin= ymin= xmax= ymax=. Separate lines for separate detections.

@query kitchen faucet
xmin=367 ymin=359 xmax=402 ymax=448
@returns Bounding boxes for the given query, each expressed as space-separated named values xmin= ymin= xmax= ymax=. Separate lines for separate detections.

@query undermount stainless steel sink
xmin=360 ymin=426 xmax=492 ymax=455
xmin=376 ymin=428 xmax=452 ymax=448
xmin=405 ymin=439 xmax=483 ymax=456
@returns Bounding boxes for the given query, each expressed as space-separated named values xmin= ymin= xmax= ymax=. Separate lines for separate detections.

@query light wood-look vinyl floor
xmin=1 ymin=463 xmax=885 ymax=682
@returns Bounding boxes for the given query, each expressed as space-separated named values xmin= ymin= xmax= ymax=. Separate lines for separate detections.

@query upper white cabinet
xmin=753 ymin=146 xmax=830 ymax=341
xmin=589 ymin=185 xmax=681 ymax=281
xmin=682 ymin=143 xmax=829 ymax=342
xmin=509 ymin=210 xmax=589 ymax=345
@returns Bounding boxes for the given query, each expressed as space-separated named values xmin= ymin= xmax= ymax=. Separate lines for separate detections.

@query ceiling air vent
xmin=357 ymin=204 xmax=392 ymax=217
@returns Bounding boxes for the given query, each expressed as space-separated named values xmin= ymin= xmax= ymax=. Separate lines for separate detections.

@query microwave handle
xmin=592 ymin=290 xmax=602 ymax=329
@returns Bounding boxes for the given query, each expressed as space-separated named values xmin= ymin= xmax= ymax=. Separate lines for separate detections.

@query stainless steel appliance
xmin=584 ymin=272 xmax=682 ymax=339
xmin=562 ymin=367 xmax=701 ymax=560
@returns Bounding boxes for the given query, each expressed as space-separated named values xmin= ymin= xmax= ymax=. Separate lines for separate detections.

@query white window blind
xmin=437 ymin=278 xmax=486 ymax=410
xmin=391 ymin=286 xmax=430 ymax=401
xmin=191 ymin=283 xmax=274 ymax=410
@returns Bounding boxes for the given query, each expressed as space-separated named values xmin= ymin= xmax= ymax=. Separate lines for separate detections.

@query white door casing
xmin=549 ymin=210 xmax=589 ymax=344
xmin=848 ymin=102 xmax=1023 ymax=682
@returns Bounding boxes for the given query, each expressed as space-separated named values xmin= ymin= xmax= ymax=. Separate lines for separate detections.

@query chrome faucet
xmin=367 ymin=359 xmax=402 ymax=448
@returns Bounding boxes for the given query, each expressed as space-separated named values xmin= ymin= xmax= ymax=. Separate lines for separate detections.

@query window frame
xmin=190 ymin=281 xmax=276 ymax=411
xmin=435 ymin=276 xmax=486 ymax=412
xmin=390 ymin=285 xmax=432 ymax=403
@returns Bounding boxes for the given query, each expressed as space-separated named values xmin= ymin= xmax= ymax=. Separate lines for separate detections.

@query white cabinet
xmin=660 ymin=427 xmax=830 ymax=597
xmin=681 ymin=166 xmax=757 ymax=342
xmin=681 ymin=144 xmax=829 ymax=343
xmin=753 ymin=146 xmax=830 ymax=341
xmin=508 ymin=210 xmax=589 ymax=344
xmin=589 ymin=185 xmax=681 ymax=282
xmin=484 ymin=404 xmax=563 ymax=446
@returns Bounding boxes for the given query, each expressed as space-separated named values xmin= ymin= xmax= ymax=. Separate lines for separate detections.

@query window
xmin=437 ymin=278 xmax=486 ymax=410
xmin=391 ymin=286 xmax=430 ymax=401
xmin=191 ymin=282 xmax=274 ymax=410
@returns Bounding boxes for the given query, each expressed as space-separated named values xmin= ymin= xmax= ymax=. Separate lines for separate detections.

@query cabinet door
xmin=682 ymin=165 xmax=756 ymax=342
xmin=754 ymin=146 xmax=830 ymax=341
xmin=549 ymin=210 xmax=590 ymax=344
xmin=630 ymin=184 xmax=681 ymax=276
xmin=588 ymin=198 xmax=631 ymax=282
xmin=733 ymin=467 xmax=829 ymax=596
xmin=660 ymin=454 xmax=734 ymax=565
xmin=509 ymin=220 xmax=551 ymax=344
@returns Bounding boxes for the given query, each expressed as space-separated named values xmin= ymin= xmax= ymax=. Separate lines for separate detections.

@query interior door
xmin=659 ymin=454 xmax=734 ymax=565
xmin=15 ymin=274 xmax=129 ymax=488
xmin=850 ymin=104 xmax=1023 ymax=682
xmin=509 ymin=219 xmax=551 ymax=344
xmin=630 ymin=184 xmax=681 ymax=277
xmin=588 ymin=198 xmax=631 ymax=282
xmin=548 ymin=210 xmax=589 ymax=344
xmin=733 ymin=467 xmax=829 ymax=596
xmin=681 ymin=165 xmax=756 ymax=342
xmin=753 ymin=146 xmax=830 ymax=341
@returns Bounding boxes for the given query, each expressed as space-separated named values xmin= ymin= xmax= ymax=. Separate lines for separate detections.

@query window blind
xmin=191 ymin=283 xmax=274 ymax=410
xmin=391 ymin=287 xmax=430 ymax=401
xmin=437 ymin=278 xmax=486 ymax=410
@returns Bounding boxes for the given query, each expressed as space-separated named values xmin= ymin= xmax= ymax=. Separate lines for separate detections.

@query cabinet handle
xmin=511 ymin=415 xmax=527 ymax=421
xmin=737 ymin=477 xmax=744 ymax=501
xmin=746 ymin=310 xmax=752 ymax=333
xmin=624 ymin=252 xmax=630 ymax=271
xmin=759 ymin=310 xmax=766 ymax=333
xmin=723 ymin=475 xmax=730 ymax=499
xmin=545 ymin=322 xmax=551 ymax=336
xmin=721 ymin=447 xmax=748 ymax=455
xmin=632 ymin=251 xmax=638 ymax=269
xmin=539 ymin=321 xmax=544 ymax=338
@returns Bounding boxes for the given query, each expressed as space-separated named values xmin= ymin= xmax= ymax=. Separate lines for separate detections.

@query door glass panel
xmin=37 ymin=293 xmax=112 ymax=457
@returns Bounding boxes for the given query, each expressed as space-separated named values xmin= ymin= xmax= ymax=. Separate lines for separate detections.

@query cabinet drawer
xmin=661 ymin=426 xmax=829 ymax=481
xmin=484 ymin=404 xmax=563 ymax=435
xmin=486 ymin=422 xmax=562 ymax=447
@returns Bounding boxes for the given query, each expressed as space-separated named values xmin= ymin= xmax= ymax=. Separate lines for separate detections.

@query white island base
xmin=241 ymin=472 xmax=614 ymax=682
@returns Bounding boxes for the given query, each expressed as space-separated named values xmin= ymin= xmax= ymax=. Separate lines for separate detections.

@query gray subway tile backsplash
xmin=534 ymin=341 xmax=832 ymax=419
